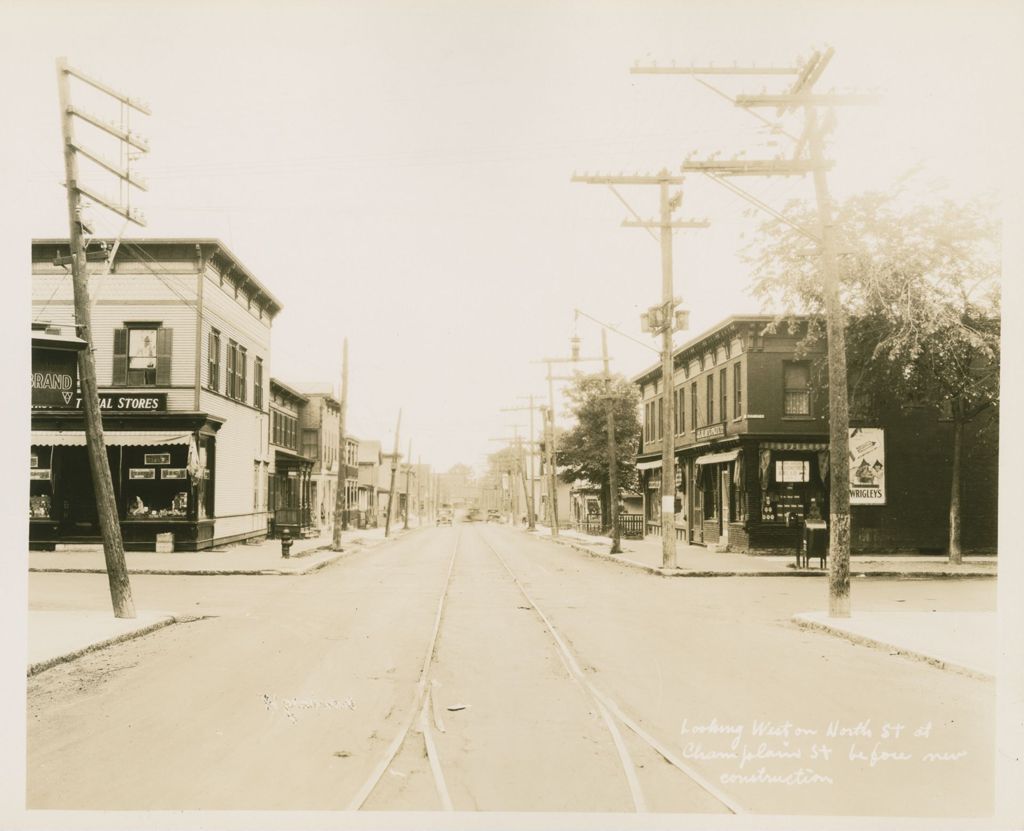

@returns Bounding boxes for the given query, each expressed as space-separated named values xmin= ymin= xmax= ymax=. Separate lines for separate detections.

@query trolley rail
xmin=346 ymin=525 xmax=744 ymax=814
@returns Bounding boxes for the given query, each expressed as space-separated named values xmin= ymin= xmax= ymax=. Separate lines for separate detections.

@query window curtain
xmin=759 ymin=449 xmax=771 ymax=492
xmin=817 ymin=450 xmax=830 ymax=484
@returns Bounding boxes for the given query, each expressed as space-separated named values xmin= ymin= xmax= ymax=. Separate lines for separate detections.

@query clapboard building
xmin=30 ymin=238 xmax=281 ymax=551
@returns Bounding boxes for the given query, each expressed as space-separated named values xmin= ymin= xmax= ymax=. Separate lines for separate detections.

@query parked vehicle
xmin=486 ymin=510 xmax=501 ymax=523
xmin=465 ymin=507 xmax=482 ymax=522
xmin=437 ymin=509 xmax=453 ymax=526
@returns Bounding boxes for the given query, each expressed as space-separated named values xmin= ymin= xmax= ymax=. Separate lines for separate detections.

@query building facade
xmin=634 ymin=315 xmax=998 ymax=554
xmin=267 ymin=379 xmax=313 ymax=537
xmin=31 ymin=238 xmax=280 ymax=551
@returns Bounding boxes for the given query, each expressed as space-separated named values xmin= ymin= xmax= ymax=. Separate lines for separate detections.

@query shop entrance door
xmin=60 ymin=447 xmax=99 ymax=538
xmin=719 ymin=468 xmax=730 ymax=547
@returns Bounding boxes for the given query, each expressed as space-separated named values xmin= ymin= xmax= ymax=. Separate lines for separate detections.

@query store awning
xmin=695 ymin=449 xmax=741 ymax=466
xmin=636 ymin=459 xmax=662 ymax=471
xmin=31 ymin=430 xmax=193 ymax=447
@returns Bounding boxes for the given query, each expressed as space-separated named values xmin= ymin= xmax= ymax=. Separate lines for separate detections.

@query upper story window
xmin=706 ymin=374 xmax=715 ymax=425
xmin=674 ymin=387 xmax=685 ymax=435
xmin=346 ymin=441 xmax=359 ymax=467
xmin=691 ymin=383 xmax=698 ymax=431
xmin=734 ymin=361 xmax=743 ymax=419
xmin=113 ymin=324 xmax=172 ymax=387
xmin=719 ymin=368 xmax=727 ymax=423
xmin=253 ymin=357 xmax=264 ymax=409
xmin=226 ymin=341 xmax=247 ymax=402
xmin=784 ymin=362 xmax=811 ymax=416
xmin=207 ymin=329 xmax=220 ymax=391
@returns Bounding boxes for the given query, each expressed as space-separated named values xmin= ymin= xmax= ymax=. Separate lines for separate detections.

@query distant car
xmin=465 ymin=508 xmax=482 ymax=522
xmin=486 ymin=510 xmax=501 ymax=523
xmin=437 ymin=510 xmax=453 ymax=526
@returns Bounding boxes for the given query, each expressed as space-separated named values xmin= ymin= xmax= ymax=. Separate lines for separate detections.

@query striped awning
xmin=760 ymin=441 xmax=828 ymax=451
xmin=31 ymin=430 xmax=193 ymax=447
xmin=636 ymin=459 xmax=662 ymax=471
xmin=695 ymin=449 xmax=741 ymax=466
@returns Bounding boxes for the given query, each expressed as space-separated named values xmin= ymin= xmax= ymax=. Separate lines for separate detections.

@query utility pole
xmin=56 ymin=59 xmax=150 ymax=619
xmin=500 ymin=397 xmax=542 ymax=530
xmin=417 ymin=454 xmax=423 ymax=527
xmin=573 ymin=171 xmax=707 ymax=569
xmin=635 ymin=47 xmax=875 ymax=615
xmin=332 ymin=338 xmax=349 ymax=549
xmin=403 ymin=439 xmax=412 ymax=530
xmin=601 ymin=329 xmax=623 ymax=555
xmin=384 ymin=410 xmax=402 ymax=538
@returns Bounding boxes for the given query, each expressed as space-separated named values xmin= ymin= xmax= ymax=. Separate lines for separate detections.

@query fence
xmin=574 ymin=514 xmax=645 ymax=540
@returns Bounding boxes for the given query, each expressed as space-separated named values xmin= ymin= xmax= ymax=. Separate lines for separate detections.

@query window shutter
xmin=156 ymin=327 xmax=173 ymax=386
xmin=112 ymin=328 xmax=128 ymax=385
xmin=238 ymin=352 xmax=248 ymax=402
xmin=207 ymin=331 xmax=218 ymax=390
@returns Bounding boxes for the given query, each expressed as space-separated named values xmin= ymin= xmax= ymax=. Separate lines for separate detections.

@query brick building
xmin=634 ymin=315 xmax=998 ymax=554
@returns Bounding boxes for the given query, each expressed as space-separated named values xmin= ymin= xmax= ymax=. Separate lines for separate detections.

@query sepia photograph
xmin=3 ymin=1 xmax=1022 ymax=829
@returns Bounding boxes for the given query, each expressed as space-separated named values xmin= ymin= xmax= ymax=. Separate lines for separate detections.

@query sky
xmin=6 ymin=0 xmax=1021 ymax=473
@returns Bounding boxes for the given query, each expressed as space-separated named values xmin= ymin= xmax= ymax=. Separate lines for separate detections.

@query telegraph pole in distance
xmin=500 ymin=398 xmax=541 ymax=530
xmin=384 ymin=409 xmax=402 ymax=538
xmin=638 ymin=47 xmax=874 ymax=615
xmin=403 ymin=439 xmax=412 ymax=530
xmin=332 ymin=338 xmax=349 ymax=549
xmin=57 ymin=58 xmax=151 ymax=619
xmin=573 ymin=170 xmax=708 ymax=569
xmin=417 ymin=454 xmax=423 ymax=527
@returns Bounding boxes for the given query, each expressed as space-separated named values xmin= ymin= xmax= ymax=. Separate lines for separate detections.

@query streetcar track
xmin=347 ymin=525 xmax=744 ymax=814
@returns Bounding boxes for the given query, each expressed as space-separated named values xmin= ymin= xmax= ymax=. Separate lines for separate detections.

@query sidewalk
xmin=28 ymin=525 xmax=403 ymax=576
xmin=529 ymin=525 xmax=997 ymax=579
xmin=529 ymin=524 xmax=997 ymax=680
xmin=27 ymin=525 xmax=413 ymax=675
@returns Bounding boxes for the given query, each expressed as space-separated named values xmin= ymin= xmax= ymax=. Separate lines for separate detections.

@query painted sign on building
xmin=31 ymin=348 xmax=78 ymax=408
xmin=849 ymin=427 xmax=886 ymax=505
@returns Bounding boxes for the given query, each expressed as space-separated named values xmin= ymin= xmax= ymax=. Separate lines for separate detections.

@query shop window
xmin=30 ymin=446 xmax=54 ymax=519
xmin=113 ymin=324 xmax=172 ymax=387
xmin=122 ymin=445 xmax=190 ymax=519
xmin=775 ymin=460 xmax=811 ymax=482
xmin=784 ymin=362 xmax=811 ymax=416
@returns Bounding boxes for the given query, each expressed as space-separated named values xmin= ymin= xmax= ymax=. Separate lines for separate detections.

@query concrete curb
xmin=792 ymin=615 xmax=994 ymax=681
xmin=534 ymin=533 xmax=996 ymax=580
xmin=27 ymin=614 xmax=201 ymax=677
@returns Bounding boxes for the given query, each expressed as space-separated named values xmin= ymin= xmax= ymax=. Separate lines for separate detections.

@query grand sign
xmin=31 ymin=348 xmax=79 ymax=409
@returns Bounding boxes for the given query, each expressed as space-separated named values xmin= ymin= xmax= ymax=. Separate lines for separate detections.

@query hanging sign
xmin=849 ymin=427 xmax=886 ymax=505
xmin=145 ymin=453 xmax=172 ymax=465
xmin=161 ymin=468 xmax=187 ymax=480
xmin=30 ymin=469 xmax=52 ymax=480
xmin=129 ymin=468 xmax=156 ymax=480
xmin=31 ymin=347 xmax=79 ymax=409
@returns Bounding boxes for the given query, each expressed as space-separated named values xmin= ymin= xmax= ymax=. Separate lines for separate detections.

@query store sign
xmin=695 ymin=424 xmax=725 ymax=441
xmin=129 ymin=468 xmax=156 ymax=480
xmin=30 ymin=469 xmax=52 ymax=481
xmin=82 ymin=394 xmax=167 ymax=411
xmin=31 ymin=348 xmax=79 ymax=409
xmin=849 ymin=427 xmax=886 ymax=505
xmin=161 ymin=468 xmax=187 ymax=479
xmin=144 ymin=453 xmax=172 ymax=465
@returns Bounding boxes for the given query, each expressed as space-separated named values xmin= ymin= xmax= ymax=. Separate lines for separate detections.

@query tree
xmin=746 ymin=184 xmax=1000 ymax=561
xmin=557 ymin=373 xmax=642 ymax=530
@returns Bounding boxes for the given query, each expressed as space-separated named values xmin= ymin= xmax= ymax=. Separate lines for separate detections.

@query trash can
xmin=803 ymin=520 xmax=827 ymax=567
xmin=155 ymin=532 xmax=174 ymax=553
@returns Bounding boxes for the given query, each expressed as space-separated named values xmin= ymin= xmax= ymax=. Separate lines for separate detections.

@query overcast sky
xmin=8 ymin=0 xmax=1021 ymax=473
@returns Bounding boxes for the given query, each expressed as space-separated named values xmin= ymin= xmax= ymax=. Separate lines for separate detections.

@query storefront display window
xmin=121 ymin=444 xmax=191 ymax=519
xmin=760 ymin=453 xmax=823 ymax=523
xmin=30 ymin=446 xmax=54 ymax=519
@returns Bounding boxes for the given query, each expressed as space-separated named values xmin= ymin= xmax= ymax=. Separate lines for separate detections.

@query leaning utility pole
xmin=635 ymin=47 xmax=874 ymax=615
xmin=573 ymin=171 xmax=707 ymax=569
xmin=384 ymin=410 xmax=402 ymax=538
xmin=332 ymin=338 xmax=349 ymax=549
xmin=56 ymin=58 xmax=151 ymax=619
xmin=601 ymin=328 xmax=623 ymax=555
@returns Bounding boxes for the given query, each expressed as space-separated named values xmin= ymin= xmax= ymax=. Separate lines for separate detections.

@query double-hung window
xmin=113 ymin=323 xmax=172 ymax=386
xmin=783 ymin=362 xmax=811 ymax=416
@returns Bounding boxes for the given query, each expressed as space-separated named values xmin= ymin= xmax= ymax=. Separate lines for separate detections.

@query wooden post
xmin=658 ymin=174 xmax=678 ymax=570
xmin=417 ymin=454 xmax=424 ymax=527
xmin=602 ymin=329 xmax=622 ymax=554
xmin=332 ymin=338 xmax=348 ymax=549
xmin=57 ymin=58 xmax=135 ymax=618
xmin=808 ymin=108 xmax=851 ymax=618
xmin=403 ymin=439 xmax=412 ymax=530
xmin=546 ymin=366 xmax=560 ymax=537
xmin=384 ymin=410 xmax=401 ymax=538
